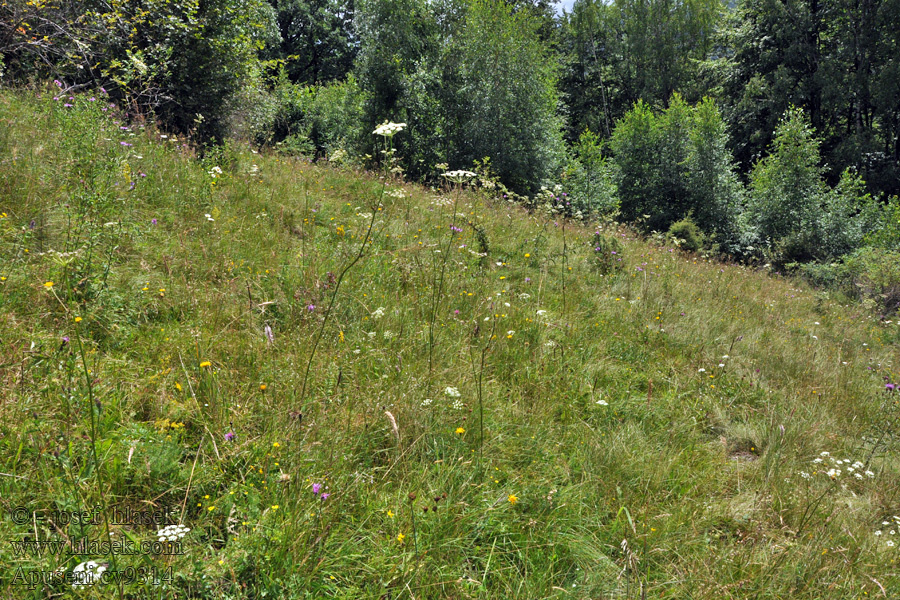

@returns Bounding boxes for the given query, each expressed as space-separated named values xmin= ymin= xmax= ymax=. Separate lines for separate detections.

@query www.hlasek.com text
xmin=11 ymin=538 xmax=184 ymax=558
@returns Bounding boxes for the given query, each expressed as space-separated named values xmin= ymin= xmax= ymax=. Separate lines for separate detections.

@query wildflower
xmin=387 ymin=510 xmax=394 ymax=518
xmin=373 ymin=121 xmax=406 ymax=137
xmin=199 ymin=361 xmax=211 ymax=368
xmin=442 ymin=170 xmax=477 ymax=180
xmin=372 ymin=307 xmax=385 ymax=319
xmin=698 ymin=368 xmax=706 ymax=373
xmin=224 ymin=431 xmax=235 ymax=442
xmin=536 ymin=309 xmax=547 ymax=316
xmin=876 ymin=530 xmax=883 ymax=536
xmin=205 ymin=213 xmax=214 ymax=221
xmin=151 ymin=218 xmax=157 ymax=225
xmin=456 ymin=427 xmax=465 ymax=435
xmin=307 ymin=304 xmax=315 ymax=312
xmin=157 ymin=524 xmax=190 ymax=542
xmin=397 ymin=533 xmax=405 ymax=543
xmin=74 ymin=316 xmax=82 ymax=323
xmin=71 ymin=561 xmax=107 ymax=588
xmin=44 ymin=281 xmax=54 ymax=289
xmin=312 ymin=483 xmax=322 ymax=495
xmin=62 ymin=336 xmax=69 ymax=345
xmin=508 ymin=494 xmax=518 ymax=504
xmin=320 ymin=493 xmax=331 ymax=500
xmin=889 ymin=541 xmax=896 ymax=547
xmin=596 ymin=399 xmax=608 ymax=406
xmin=444 ymin=387 xmax=461 ymax=397
xmin=273 ymin=441 xmax=280 ymax=448
xmin=887 ymin=383 xmax=896 ymax=392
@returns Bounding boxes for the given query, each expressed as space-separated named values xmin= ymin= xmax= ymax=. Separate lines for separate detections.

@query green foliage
xmin=1 ymin=0 xmax=279 ymax=141
xmin=264 ymin=0 xmax=357 ymax=85
xmin=746 ymin=107 xmax=875 ymax=264
xmin=448 ymin=0 xmax=565 ymax=194
xmin=843 ymin=248 xmax=900 ymax=316
xmin=723 ymin=0 xmax=900 ymax=197
xmin=351 ymin=0 xmax=563 ymax=192
xmin=668 ymin=217 xmax=704 ymax=252
xmin=610 ymin=95 xmax=742 ymax=242
xmin=563 ymin=129 xmax=619 ymax=217
xmin=559 ymin=0 xmax=725 ymax=142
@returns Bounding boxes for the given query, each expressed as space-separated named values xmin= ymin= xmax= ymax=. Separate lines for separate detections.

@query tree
xmin=559 ymin=0 xmax=725 ymax=142
xmin=264 ymin=0 xmax=356 ymax=85
xmin=448 ymin=0 xmax=564 ymax=193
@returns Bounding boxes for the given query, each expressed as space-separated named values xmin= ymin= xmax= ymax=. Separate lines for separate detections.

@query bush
xmin=610 ymin=95 xmax=741 ymax=240
xmin=564 ymin=129 xmax=619 ymax=217
xmin=746 ymin=107 xmax=876 ymax=264
xmin=843 ymin=247 xmax=900 ymax=316
xmin=589 ymin=229 xmax=625 ymax=274
xmin=668 ymin=217 xmax=704 ymax=252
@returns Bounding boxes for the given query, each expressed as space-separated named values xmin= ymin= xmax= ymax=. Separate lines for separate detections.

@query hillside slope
xmin=2 ymin=90 xmax=899 ymax=599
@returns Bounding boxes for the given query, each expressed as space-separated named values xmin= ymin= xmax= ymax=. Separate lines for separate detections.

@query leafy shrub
xmin=669 ymin=217 xmax=704 ymax=252
xmin=610 ymin=95 xmax=741 ymax=240
xmin=746 ymin=107 xmax=876 ymax=264
xmin=564 ymin=129 xmax=619 ymax=217
xmin=842 ymin=247 xmax=900 ymax=316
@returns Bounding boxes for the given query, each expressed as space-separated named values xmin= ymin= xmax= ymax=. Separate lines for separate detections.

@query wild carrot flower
xmin=373 ymin=121 xmax=406 ymax=137
xmin=71 ymin=561 xmax=106 ymax=588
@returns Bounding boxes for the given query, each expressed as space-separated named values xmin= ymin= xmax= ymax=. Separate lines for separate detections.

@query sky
xmin=555 ymin=0 xmax=576 ymax=14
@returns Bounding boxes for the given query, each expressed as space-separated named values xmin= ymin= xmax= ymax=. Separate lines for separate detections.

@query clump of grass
xmin=1 ymin=88 xmax=900 ymax=598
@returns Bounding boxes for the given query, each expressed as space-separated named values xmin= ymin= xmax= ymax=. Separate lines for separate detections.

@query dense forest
xmin=1 ymin=0 xmax=898 ymax=287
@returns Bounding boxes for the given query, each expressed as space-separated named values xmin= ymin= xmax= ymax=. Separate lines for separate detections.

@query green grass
xmin=2 ymin=88 xmax=900 ymax=599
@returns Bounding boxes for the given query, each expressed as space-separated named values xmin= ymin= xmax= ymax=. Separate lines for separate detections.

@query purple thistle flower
xmin=307 ymin=304 xmax=315 ymax=312
xmin=887 ymin=383 xmax=896 ymax=392
xmin=224 ymin=431 xmax=235 ymax=442
xmin=450 ymin=225 xmax=463 ymax=233
xmin=319 ymin=493 xmax=330 ymax=500
xmin=64 ymin=103 xmax=73 ymax=108
xmin=312 ymin=483 xmax=322 ymax=495
xmin=525 ymin=277 xmax=531 ymax=283
xmin=121 ymin=142 xmax=132 ymax=147
xmin=151 ymin=218 xmax=157 ymax=225
xmin=62 ymin=336 xmax=69 ymax=344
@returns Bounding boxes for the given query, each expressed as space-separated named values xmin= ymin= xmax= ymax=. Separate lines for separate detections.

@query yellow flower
xmin=508 ymin=494 xmax=518 ymax=504
xmin=397 ymin=533 xmax=405 ymax=543
xmin=272 ymin=442 xmax=280 ymax=448
xmin=387 ymin=510 xmax=394 ymax=518
xmin=199 ymin=361 xmax=211 ymax=368
xmin=43 ymin=281 xmax=54 ymax=289
xmin=208 ymin=506 xmax=216 ymax=511
xmin=271 ymin=505 xmax=279 ymax=510
xmin=525 ymin=253 xmax=530 ymax=257
xmin=175 ymin=382 xmax=182 ymax=391
xmin=260 ymin=384 xmax=267 ymax=391
xmin=74 ymin=316 xmax=82 ymax=322
xmin=455 ymin=427 xmax=465 ymax=435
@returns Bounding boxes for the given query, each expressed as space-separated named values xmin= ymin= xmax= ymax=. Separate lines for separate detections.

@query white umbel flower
xmin=373 ymin=121 xmax=406 ymax=137
xmin=71 ymin=561 xmax=106 ymax=588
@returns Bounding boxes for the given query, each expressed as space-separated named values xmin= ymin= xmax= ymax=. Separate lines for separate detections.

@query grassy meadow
xmin=2 ymin=89 xmax=900 ymax=599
